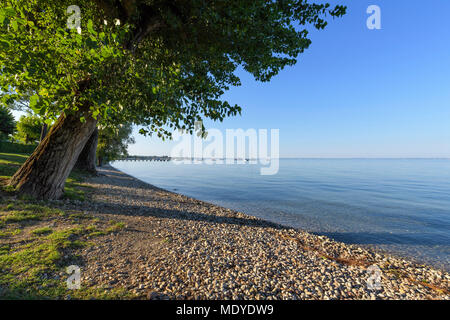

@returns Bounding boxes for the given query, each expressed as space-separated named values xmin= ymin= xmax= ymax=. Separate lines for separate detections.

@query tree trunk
xmin=73 ymin=127 xmax=98 ymax=174
xmin=97 ymin=156 xmax=104 ymax=167
xmin=40 ymin=123 xmax=48 ymax=142
xmin=9 ymin=108 xmax=97 ymax=200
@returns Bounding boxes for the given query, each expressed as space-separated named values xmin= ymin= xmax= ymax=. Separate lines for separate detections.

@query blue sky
xmin=13 ymin=1 xmax=450 ymax=158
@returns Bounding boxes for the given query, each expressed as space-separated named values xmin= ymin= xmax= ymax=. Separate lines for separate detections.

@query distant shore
xmin=67 ymin=164 xmax=449 ymax=299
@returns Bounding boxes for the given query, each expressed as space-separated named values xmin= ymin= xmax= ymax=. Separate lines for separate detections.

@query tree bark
xmin=73 ymin=127 xmax=98 ymax=174
xmin=9 ymin=108 xmax=97 ymax=200
xmin=40 ymin=123 xmax=48 ymax=142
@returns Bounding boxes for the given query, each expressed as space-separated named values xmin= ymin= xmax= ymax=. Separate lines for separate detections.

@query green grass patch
xmin=62 ymin=171 xmax=94 ymax=201
xmin=0 ymin=142 xmax=37 ymax=154
xmin=0 ymin=224 xmax=130 ymax=299
xmin=0 ymin=202 xmax=64 ymax=226
xmin=62 ymin=184 xmax=85 ymax=201
xmin=106 ymin=221 xmax=126 ymax=233
xmin=0 ymin=152 xmax=29 ymax=166
xmin=0 ymin=228 xmax=21 ymax=238
xmin=85 ymin=225 xmax=106 ymax=237
xmin=31 ymin=227 xmax=53 ymax=236
xmin=2 ymin=210 xmax=41 ymax=223
xmin=69 ymin=212 xmax=93 ymax=220
xmin=0 ymin=227 xmax=83 ymax=298
xmin=0 ymin=152 xmax=28 ymax=180
xmin=0 ymin=153 xmax=133 ymax=299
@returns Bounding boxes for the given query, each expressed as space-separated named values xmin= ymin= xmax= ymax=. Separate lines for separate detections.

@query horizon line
xmin=119 ymin=156 xmax=450 ymax=160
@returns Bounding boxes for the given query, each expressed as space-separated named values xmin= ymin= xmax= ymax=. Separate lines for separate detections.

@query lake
xmin=112 ymin=159 xmax=450 ymax=271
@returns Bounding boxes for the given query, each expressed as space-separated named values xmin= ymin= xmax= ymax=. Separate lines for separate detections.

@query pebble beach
xmin=70 ymin=165 xmax=449 ymax=300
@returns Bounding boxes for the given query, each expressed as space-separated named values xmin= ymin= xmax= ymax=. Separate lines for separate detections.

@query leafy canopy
xmin=0 ymin=0 xmax=346 ymax=137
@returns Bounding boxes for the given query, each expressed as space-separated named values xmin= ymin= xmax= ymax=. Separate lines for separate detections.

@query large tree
xmin=73 ymin=128 xmax=99 ymax=173
xmin=73 ymin=123 xmax=135 ymax=172
xmin=0 ymin=0 xmax=346 ymax=199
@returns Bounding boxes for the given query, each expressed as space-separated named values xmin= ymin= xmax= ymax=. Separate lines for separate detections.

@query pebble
xmin=68 ymin=165 xmax=450 ymax=300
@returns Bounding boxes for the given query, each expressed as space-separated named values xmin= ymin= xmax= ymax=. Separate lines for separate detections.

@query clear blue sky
xmin=13 ymin=0 xmax=450 ymax=158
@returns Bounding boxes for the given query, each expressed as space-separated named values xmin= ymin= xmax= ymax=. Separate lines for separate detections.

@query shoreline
xmin=73 ymin=164 xmax=449 ymax=299
xmin=110 ymin=162 xmax=450 ymax=273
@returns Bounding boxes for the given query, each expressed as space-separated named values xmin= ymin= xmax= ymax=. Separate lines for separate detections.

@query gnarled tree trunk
xmin=73 ymin=127 xmax=98 ymax=174
xmin=9 ymin=107 xmax=97 ymax=200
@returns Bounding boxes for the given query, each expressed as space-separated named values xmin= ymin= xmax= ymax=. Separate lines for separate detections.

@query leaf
xmin=87 ymin=19 xmax=96 ymax=35
xmin=0 ymin=10 xmax=5 ymax=25
xmin=39 ymin=88 xmax=49 ymax=97
xmin=0 ymin=40 xmax=10 ymax=49
xmin=29 ymin=95 xmax=39 ymax=110
xmin=11 ymin=20 xmax=18 ymax=31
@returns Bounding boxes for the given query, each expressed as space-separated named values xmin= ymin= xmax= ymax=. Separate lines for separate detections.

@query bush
xmin=0 ymin=141 xmax=37 ymax=154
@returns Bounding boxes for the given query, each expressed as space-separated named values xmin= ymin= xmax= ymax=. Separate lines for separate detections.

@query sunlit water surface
xmin=112 ymin=159 xmax=450 ymax=271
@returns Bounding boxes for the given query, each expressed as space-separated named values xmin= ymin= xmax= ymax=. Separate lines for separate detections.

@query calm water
xmin=112 ymin=159 xmax=450 ymax=271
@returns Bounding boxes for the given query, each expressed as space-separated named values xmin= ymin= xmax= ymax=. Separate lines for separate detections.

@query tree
xmin=73 ymin=128 xmax=99 ymax=173
xmin=0 ymin=105 xmax=15 ymax=141
xmin=74 ymin=124 xmax=134 ymax=172
xmin=97 ymin=124 xmax=135 ymax=166
xmin=15 ymin=114 xmax=43 ymax=144
xmin=1 ymin=1 xmax=346 ymax=199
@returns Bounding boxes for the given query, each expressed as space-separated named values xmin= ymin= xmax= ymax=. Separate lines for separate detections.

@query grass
xmin=0 ymin=228 xmax=21 ymax=238
xmin=63 ymin=173 xmax=89 ymax=201
xmin=0 ymin=151 xmax=132 ymax=300
xmin=0 ymin=199 xmax=132 ymax=299
xmin=0 ymin=152 xmax=90 ymax=201
xmin=31 ymin=227 xmax=53 ymax=236
xmin=0 ymin=142 xmax=37 ymax=154
xmin=0 ymin=153 xmax=30 ymax=182
xmin=106 ymin=221 xmax=126 ymax=233
xmin=0 ymin=223 xmax=132 ymax=299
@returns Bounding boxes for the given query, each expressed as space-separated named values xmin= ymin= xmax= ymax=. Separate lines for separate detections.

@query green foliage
xmin=0 ymin=0 xmax=346 ymax=138
xmin=0 ymin=106 xmax=15 ymax=140
xmin=14 ymin=114 xmax=43 ymax=144
xmin=97 ymin=123 xmax=135 ymax=164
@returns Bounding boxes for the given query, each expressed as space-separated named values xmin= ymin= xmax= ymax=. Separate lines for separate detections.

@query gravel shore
xmin=72 ymin=165 xmax=449 ymax=300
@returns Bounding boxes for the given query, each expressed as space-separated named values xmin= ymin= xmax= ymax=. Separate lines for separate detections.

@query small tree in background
xmin=15 ymin=114 xmax=44 ymax=144
xmin=97 ymin=124 xmax=135 ymax=167
xmin=0 ymin=106 xmax=15 ymax=141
